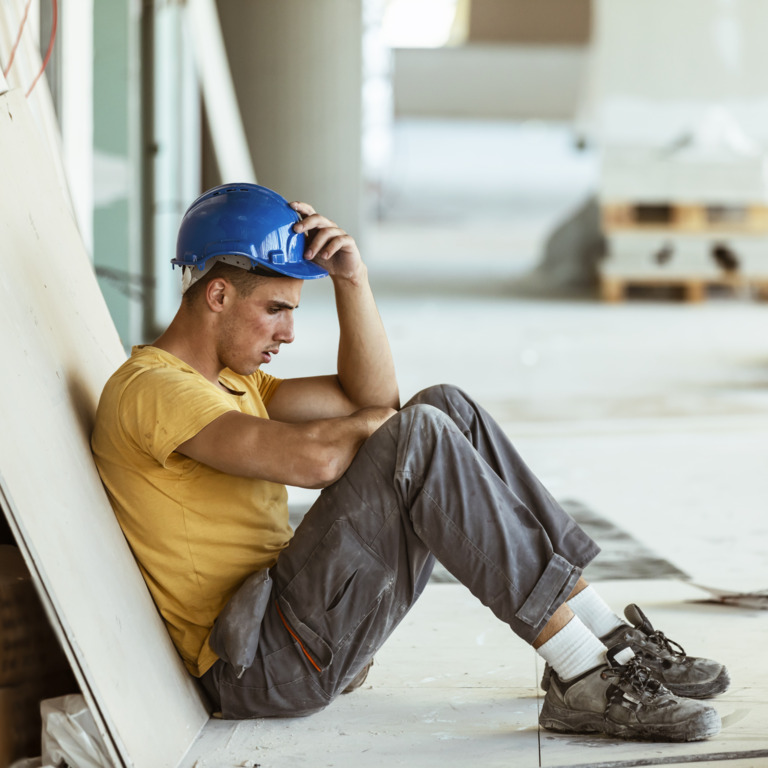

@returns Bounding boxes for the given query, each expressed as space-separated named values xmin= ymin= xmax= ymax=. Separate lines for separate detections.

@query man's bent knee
xmin=406 ymin=383 xmax=472 ymax=412
xmin=395 ymin=401 xmax=454 ymax=435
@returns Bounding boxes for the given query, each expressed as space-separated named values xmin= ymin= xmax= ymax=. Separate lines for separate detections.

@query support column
xmin=214 ymin=0 xmax=364 ymax=240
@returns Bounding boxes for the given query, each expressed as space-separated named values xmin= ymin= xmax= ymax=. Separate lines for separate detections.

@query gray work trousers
xmin=200 ymin=384 xmax=599 ymax=719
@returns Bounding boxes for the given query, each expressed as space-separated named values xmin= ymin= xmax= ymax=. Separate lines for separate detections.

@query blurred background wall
xmin=3 ymin=0 xmax=768 ymax=346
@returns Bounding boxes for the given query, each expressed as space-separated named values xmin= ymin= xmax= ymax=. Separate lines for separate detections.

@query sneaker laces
xmin=624 ymin=604 xmax=686 ymax=659
xmin=645 ymin=628 xmax=686 ymax=658
xmin=616 ymin=657 xmax=667 ymax=698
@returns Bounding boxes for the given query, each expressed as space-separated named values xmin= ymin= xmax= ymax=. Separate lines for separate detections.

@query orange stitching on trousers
xmin=275 ymin=599 xmax=322 ymax=673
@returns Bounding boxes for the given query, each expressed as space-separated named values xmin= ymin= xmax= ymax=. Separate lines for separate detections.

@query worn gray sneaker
xmin=541 ymin=604 xmax=730 ymax=699
xmin=603 ymin=604 xmax=730 ymax=699
xmin=539 ymin=647 xmax=721 ymax=742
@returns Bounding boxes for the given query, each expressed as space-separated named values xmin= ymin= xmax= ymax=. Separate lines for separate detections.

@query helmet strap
xmin=181 ymin=254 xmax=282 ymax=294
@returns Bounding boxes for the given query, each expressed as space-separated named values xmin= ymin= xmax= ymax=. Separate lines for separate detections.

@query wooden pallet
xmin=602 ymin=202 xmax=768 ymax=234
xmin=599 ymin=275 xmax=768 ymax=303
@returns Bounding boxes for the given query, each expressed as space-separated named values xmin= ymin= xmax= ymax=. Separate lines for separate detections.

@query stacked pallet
xmin=598 ymin=138 xmax=768 ymax=302
xmin=600 ymin=200 xmax=768 ymax=302
xmin=591 ymin=0 xmax=768 ymax=302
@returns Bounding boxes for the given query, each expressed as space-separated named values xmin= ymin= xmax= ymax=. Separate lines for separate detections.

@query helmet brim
xmin=258 ymin=259 xmax=329 ymax=280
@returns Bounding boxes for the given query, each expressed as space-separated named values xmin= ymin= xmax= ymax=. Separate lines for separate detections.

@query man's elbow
xmin=301 ymin=448 xmax=350 ymax=489
xmin=380 ymin=383 xmax=400 ymax=411
xmin=378 ymin=387 xmax=400 ymax=412
xmin=353 ymin=389 xmax=400 ymax=412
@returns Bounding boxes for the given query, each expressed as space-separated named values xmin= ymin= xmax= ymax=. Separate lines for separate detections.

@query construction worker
xmin=92 ymin=184 xmax=728 ymax=742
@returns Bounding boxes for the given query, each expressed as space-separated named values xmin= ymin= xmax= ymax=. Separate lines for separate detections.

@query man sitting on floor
xmin=92 ymin=183 xmax=728 ymax=742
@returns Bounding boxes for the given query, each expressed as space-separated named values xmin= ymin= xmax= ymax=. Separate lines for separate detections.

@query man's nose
xmin=276 ymin=314 xmax=295 ymax=344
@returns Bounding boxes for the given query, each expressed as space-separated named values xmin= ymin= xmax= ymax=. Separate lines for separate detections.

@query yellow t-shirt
xmin=91 ymin=345 xmax=290 ymax=676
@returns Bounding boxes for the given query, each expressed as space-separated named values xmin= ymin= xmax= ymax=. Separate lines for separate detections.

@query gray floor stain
xmin=560 ymin=498 xmax=689 ymax=582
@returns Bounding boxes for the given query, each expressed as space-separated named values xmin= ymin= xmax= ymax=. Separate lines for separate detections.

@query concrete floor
xmin=184 ymin=120 xmax=768 ymax=767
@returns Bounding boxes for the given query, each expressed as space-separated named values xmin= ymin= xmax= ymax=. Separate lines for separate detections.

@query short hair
xmin=182 ymin=261 xmax=267 ymax=305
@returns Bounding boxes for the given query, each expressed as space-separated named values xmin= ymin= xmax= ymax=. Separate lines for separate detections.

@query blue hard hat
xmin=172 ymin=183 xmax=328 ymax=280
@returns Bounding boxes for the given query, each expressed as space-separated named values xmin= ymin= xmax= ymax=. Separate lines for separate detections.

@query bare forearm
xmin=297 ymin=405 xmax=396 ymax=487
xmin=289 ymin=201 xmax=398 ymax=409
xmin=176 ymin=407 xmax=396 ymax=489
xmin=334 ymin=266 xmax=399 ymax=410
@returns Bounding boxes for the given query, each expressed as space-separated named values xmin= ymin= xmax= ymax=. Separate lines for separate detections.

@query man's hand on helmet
xmin=290 ymin=201 xmax=364 ymax=282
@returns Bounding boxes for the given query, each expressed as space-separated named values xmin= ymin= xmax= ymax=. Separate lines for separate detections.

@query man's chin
xmin=226 ymin=362 xmax=261 ymax=377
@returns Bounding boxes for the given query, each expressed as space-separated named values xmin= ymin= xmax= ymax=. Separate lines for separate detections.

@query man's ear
xmin=205 ymin=278 xmax=231 ymax=313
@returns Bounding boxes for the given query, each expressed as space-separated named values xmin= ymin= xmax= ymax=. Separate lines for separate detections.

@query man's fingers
xmin=293 ymin=212 xmax=338 ymax=235
xmin=289 ymin=201 xmax=316 ymax=217
xmin=306 ymin=230 xmax=353 ymax=260
xmin=287 ymin=205 xmax=359 ymax=265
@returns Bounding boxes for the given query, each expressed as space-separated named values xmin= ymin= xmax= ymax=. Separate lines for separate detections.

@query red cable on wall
xmin=26 ymin=0 xmax=58 ymax=97
xmin=2 ymin=0 xmax=34 ymax=79
xmin=1 ymin=0 xmax=59 ymax=98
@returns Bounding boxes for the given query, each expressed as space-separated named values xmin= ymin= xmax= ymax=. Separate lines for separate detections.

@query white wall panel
xmin=393 ymin=45 xmax=589 ymax=120
xmin=0 ymin=89 xmax=208 ymax=768
xmin=593 ymin=0 xmax=768 ymax=145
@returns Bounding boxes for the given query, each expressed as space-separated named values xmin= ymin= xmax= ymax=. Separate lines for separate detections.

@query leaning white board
xmin=0 ymin=89 xmax=208 ymax=767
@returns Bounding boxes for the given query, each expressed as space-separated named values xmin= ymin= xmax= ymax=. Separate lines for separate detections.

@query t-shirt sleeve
xmin=119 ymin=368 xmax=237 ymax=467
xmin=256 ymin=370 xmax=282 ymax=406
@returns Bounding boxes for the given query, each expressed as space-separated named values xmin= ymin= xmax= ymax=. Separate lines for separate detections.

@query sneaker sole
xmin=539 ymin=700 xmax=721 ymax=742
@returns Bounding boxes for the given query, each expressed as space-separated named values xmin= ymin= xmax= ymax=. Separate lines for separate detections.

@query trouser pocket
xmin=277 ymin=520 xmax=395 ymax=671
xmin=218 ymin=642 xmax=330 ymax=719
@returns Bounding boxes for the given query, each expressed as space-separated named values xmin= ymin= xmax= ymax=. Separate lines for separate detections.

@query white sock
xmin=536 ymin=615 xmax=607 ymax=681
xmin=568 ymin=586 xmax=625 ymax=639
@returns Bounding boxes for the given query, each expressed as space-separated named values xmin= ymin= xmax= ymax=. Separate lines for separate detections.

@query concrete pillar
xmin=214 ymin=0 xmax=364 ymax=239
